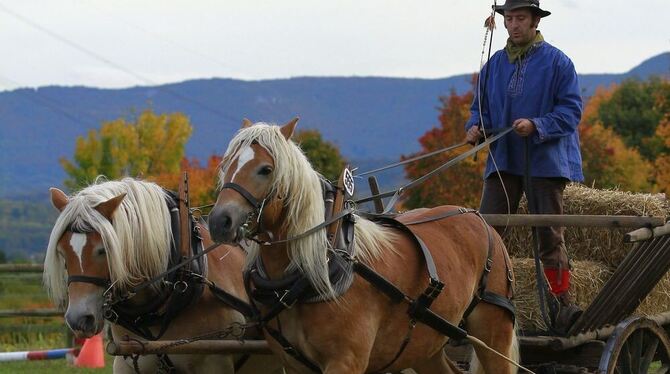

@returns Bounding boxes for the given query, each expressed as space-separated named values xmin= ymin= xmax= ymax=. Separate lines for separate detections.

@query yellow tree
xmin=60 ymin=109 xmax=193 ymax=191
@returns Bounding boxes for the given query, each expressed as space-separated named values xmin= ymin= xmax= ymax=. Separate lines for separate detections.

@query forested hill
xmin=1 ymin=52 xmax=668 ymax=198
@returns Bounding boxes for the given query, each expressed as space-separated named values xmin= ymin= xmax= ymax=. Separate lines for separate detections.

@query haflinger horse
xmin=44 ymin=177 xmax=283 ymax=373
xmin=208 ymin=118 xmax=519 ymax=374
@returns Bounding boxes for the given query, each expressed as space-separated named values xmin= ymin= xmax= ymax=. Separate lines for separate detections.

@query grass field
xmin=0 ymin=270 xmax=113 ymax=372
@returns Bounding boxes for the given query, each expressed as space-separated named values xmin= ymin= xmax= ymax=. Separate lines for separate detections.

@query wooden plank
xmin=107 ymin=339 xmax=273 ymax=355
xmin=481 ymin=214 xmax=665 ymax=228
xmin=625 ymin=222 xmax=670 ymax=242
xmin=0 ymin=308 xmax=62 ymax=318
xmin=367 ymin=176 xmax=384 ymax=214
xmin=0 ymin=264 xmax=44 ymax=273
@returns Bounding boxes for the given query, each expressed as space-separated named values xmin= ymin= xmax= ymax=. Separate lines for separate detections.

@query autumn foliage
xmin=404 ymin=77 xmax=669 ymax=209
xmin=60 ymin=109 xmax=192 ymax=191
xmin=150 ymin=155 xmax=222 ymax=208
xmin=403 ymin=82 xmax=487 ymax=209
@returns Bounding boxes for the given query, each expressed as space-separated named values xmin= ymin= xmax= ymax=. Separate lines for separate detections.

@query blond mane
xmin=44 ymin=178 xmax=172 ymax=306
xmin=219 ymin=123 xmax=395 ymax=298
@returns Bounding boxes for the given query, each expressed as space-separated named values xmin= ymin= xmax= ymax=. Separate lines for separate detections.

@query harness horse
xmin=44 ymin=177 xmax=283 ymax=373
xmin=208 ymin=118 xmax=519 ymax=373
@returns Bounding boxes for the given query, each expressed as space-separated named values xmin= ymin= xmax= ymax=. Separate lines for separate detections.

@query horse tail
xmin=468 ymin=322 xmax=520 ymax=374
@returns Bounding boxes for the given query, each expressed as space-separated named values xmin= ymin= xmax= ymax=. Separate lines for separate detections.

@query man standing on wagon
xmin=464 ymin=0 xmax=584 ymax=334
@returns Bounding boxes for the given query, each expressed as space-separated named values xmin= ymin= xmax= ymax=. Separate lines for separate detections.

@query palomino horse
xmin=44 ymin=178 xmax=282 ymax=373
xmin=208 ymin=119 xmax=518 ymax=374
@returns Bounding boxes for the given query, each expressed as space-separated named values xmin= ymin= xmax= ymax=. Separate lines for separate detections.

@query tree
xmin=653 ymin=115 xmax=670 ymax=193
xmin=578 ymin=87 xmax=654 ymax=191
xmin=151 ymin=155 xmax=223 ymax=208
xmin=403 ymin=81 xmax=487 ymax=209
xmin=60 ymin=109 xmax=192 ymax=191
xmin=294 ymin=129 xmax=346 ymax=182
xmin=596 ymin=77 xmax=670 ymax=160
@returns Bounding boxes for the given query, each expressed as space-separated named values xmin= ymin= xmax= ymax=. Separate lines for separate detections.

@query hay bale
xmin=504 ymin=184 xmax=668 ymax=267
xmin=512 ymin=258 xmax=610 ymax=332
xmin=512 ymin=258 xmax=670 ymax=332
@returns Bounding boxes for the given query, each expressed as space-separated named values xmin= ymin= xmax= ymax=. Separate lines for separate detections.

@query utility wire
xmin=0 ymin=2 xmax=241 ymax=125
xmin=82 ymin=2 xmax=244 ymax=77
xmin=0 ymin=74 xmax=98 ymax=127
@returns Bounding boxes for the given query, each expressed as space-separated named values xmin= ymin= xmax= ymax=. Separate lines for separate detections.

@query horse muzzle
xmin=65 ymin=311 xmax=102 ymax=339
xmin=209 ymin=204 xmax=247 ymax=243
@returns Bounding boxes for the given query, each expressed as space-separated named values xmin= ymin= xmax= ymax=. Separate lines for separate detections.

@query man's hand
xmin=466 ymin=126 xmax=483 ymax=145
xmin=513 ymin=118 xmax=536 ymax=137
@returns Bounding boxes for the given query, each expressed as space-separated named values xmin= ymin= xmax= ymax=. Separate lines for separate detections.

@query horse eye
xmin=258 ymin=166 xmax=273 ymax=176
xmin=97 ymin=248 xmax=106 ymax=256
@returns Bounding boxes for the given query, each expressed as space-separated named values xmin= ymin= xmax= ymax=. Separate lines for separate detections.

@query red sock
xmin=544 ymin=267 xmax=570 ymax=296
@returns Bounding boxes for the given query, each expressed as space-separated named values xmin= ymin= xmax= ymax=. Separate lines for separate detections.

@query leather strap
xmin=222 ymin=182 xmax=261 ymax=208
xmin=67 ymin=275 xmax=110 ymax=288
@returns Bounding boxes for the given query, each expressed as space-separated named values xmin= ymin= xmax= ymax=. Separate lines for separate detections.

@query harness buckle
xmin=277 ymin=290 xmax=297 ymax=309
xmin=103 ymin=306 xmax=119 ymax=323
xmin=425 ymin=278 xmax=445 ymax=299
xmin=485 ymin=258 xmax=493 ymax=272
xmin=173 ymin=280 xmax=189 ymax=293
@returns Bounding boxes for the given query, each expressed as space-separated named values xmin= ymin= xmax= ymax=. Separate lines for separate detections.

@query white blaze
xmin=69 ymin=233 xmax=87 ymax=269
xmin=231 ymin=146 xmax=255 ymax=182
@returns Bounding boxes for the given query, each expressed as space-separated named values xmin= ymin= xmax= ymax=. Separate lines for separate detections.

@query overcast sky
xmin=0 ymin=0 xmax=668 ymax=91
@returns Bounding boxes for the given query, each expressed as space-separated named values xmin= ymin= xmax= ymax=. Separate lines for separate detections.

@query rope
xmin=466 ymin=335 xmax=535 ymax=374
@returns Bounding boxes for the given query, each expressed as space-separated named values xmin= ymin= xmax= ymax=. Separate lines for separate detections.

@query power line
xmin=83 ymin=2 xmax=244 ymax=77
xmin=0 ymin=2 xmax=241 ymax=125
xmin=0 ymin=74 xmax=98 ymax=127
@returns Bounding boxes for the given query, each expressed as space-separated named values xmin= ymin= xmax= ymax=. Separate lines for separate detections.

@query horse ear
xmin=280 ymin=117 xmax=299 ymax=140
xmin=94 ymin=193 xmax=127 ymax=221
xmin=241 ymin=118 xmax=253 ymax=129
xmin=50 ymin=188 xmax=69 ymax=212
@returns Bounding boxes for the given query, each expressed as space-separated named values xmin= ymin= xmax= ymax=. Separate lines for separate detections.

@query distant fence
xmin=0 ymin=263 xmax=72 ymax=347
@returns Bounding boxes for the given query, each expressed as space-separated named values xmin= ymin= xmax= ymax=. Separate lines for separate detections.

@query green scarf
xmin=505 ymin=31 xmax=544 ymax=63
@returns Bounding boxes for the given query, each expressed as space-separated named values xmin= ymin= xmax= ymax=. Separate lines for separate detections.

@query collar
xmin=505 ymin=30 xmax=544 ymax=63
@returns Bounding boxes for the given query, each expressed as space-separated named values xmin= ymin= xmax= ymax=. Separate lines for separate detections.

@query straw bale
xmin=503 ymin=184 xmax=668 ymax=267
xmin=512 ymin=258 xmax=670 ymax=332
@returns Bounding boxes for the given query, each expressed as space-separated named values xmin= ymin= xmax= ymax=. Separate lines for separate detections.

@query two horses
xmin=208 ymin=119 xmax=518 ymax=373
xmin=44 ymin=178 xmax=281 ymax=373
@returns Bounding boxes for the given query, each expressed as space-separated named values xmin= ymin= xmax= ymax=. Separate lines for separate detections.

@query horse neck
xmin=258 ymin=242 xmax=292 ymax=280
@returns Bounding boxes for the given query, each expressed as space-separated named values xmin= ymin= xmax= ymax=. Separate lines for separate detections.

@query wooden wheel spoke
xmin=640 ymin=333 xmax=659 ymax=373
xmin=630 ymin=330 xmax=644 ymax=372
xmin=619 ymin=342 xmax=633 ymax=373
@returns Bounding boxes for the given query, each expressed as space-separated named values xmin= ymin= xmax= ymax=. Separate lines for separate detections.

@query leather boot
xmin=551 ymin=291 xmax=582 ymax=335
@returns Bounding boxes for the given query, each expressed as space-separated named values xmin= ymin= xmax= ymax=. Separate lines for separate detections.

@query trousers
xmin=479 ymin=172 xmax=570 ymax=270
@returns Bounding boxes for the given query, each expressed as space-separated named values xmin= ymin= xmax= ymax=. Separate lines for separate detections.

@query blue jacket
xmin=465 ymin=41 xmax=584 ymax=182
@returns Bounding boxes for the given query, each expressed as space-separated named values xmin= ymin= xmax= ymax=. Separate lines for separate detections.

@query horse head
xmin=209 ymin=117 xmax=300 ymax=244
xmin=47 ymin=188 xmax=124 ymax=338
xmin=45 ymin=179 xmax=172 ymax=339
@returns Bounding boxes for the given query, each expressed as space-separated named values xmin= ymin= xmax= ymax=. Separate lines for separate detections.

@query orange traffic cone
xmin=74 ymin=333 xmax=105 ymax=368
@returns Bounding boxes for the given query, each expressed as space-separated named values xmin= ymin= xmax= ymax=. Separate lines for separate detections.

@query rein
xmin=355 ymin=127 xmax=514 ymax=210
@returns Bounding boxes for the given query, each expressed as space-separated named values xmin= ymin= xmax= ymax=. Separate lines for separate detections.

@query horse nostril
xmin=82 ymin=314 xmax=95 ymax=331
xmin=210 ymin=207 xmax=233 ymax=237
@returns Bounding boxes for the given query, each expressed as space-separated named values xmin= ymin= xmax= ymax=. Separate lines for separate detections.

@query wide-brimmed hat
xmin=495 ymin=0 xmax=551 ymax=18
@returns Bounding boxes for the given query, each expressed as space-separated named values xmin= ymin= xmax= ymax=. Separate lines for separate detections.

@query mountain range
xmin=1 ymin=52 xmax=668 ymax=199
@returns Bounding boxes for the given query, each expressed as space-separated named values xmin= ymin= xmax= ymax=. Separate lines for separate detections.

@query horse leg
xmin=412 ymin=348 xmax=463 ymax=374
xmin=466 ymin=303 xmax=518 ymax=374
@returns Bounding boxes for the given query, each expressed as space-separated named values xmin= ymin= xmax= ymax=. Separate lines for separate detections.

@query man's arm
xmin=531 ymin=56 xmax=583 ymax=143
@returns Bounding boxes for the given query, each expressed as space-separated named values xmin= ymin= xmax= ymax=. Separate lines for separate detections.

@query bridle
xmin=220 ymin=181 xmax=275 ymax=241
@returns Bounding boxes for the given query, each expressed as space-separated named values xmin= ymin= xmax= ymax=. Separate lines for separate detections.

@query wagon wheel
xmin=598 ymin=317 xmax=670 ymax=374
